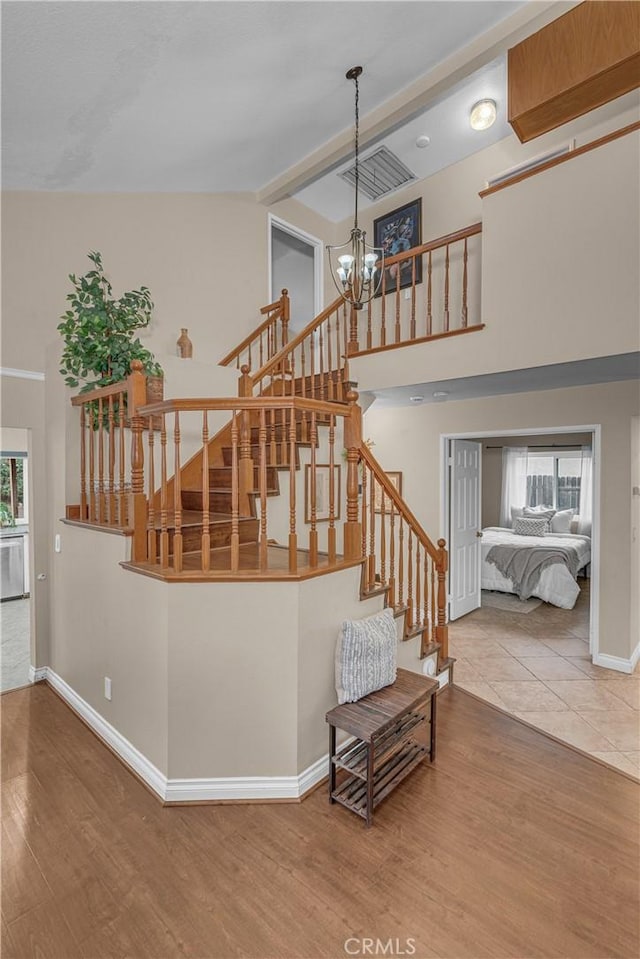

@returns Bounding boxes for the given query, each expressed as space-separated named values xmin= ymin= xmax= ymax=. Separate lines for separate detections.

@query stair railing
xmin=354 ymin=441 xmax=448 ymax=660
xmin=134 ymin=393 xmax=358 ymax=577
xmin=248 ymin=295 xmax=352 ymax=402
xmin=68 ymin=360 xmax=149 ymax=562
xmin=219 ymin=289 xmax=290 ymax=372
xmin=349 ymin=221 xmax=483 ymax=356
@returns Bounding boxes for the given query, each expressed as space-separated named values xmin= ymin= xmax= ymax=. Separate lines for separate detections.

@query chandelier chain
xmin=354 ymin=71 xmax=360 ymax=229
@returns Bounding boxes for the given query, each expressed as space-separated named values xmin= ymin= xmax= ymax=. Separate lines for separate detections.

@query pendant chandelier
xmin=327 ymin=66 xmax=384 ymax=311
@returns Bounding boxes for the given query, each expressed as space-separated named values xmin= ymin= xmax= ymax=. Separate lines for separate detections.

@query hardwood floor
xmin=2 ymin=681 xmax=639 ymax=958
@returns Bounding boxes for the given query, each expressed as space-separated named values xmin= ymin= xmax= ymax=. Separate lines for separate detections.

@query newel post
xmin=238 ymin=363 xmax=253 ymax=398
xmin=435 ymin=538 xmax=449 ymax=661
xmin=127 ymin=359 xmax=148 ymax=562
xmin=280 ymin=288 xmax=290 ymax=348
xmin=343 ymin=389 xmax=363 ymax=561
xmin=347 ymin=303 xmax=359 ymax=355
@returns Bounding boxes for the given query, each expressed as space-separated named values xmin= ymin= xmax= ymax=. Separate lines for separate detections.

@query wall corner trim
xmin=40 ymin=668 xmax=328 ymax=803
xmin=593 ymin=648 xmax=639 ymax=675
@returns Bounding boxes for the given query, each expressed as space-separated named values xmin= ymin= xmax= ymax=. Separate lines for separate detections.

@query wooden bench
xmin=326 ymin=668 xmax=438 ymax=827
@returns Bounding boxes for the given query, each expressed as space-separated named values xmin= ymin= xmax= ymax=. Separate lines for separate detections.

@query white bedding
xmin=481 ymin=527 xmax=591 ymax=610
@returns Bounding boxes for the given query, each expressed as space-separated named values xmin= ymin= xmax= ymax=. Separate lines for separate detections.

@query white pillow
xmin=523 ymin=506 xmax=556 ymax=523
xmin=335 ymin=608 xmax=397 ymax=705
xmin=510 ymin=506 xmax=525 ymax=527
xmin=550 ymin=508 xmax=574 ymax=533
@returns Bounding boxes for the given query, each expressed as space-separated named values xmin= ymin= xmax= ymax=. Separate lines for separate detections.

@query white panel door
xmin=449 ymin=440 xmax=482 ymax=621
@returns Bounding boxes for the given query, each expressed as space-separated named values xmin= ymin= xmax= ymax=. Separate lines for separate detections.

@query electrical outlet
xmin=54 ymin=534 xmax=61 ymax=553
xmin=104 ymin=677 xmax=112 ymax=701
xmin=404 ymin=289 xmax=411 ymax=300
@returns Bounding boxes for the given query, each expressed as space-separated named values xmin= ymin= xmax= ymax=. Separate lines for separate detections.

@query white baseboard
xmin=42 ymin=668 xmax=329 ymax=803
xmin=593 ymin=648 xmax=639 ymax=675
xmin=28 ymin=665 xmax=48 ymax=683
xmin=45 ymin=668 xmax=167 ymax=799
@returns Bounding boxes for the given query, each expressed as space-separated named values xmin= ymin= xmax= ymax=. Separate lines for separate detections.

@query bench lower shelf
xmin=331 ymin=740 xmax=428 ymax=820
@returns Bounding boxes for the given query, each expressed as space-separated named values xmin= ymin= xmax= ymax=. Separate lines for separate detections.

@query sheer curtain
xmin=578 ymin=446 xmax=593 ymax=535
xmin=500 ymin=447 xmax=528 ymax=527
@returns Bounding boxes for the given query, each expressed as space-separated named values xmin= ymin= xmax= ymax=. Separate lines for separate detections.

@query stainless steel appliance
xmin=0 ymin=535 xmax=25 ymax=600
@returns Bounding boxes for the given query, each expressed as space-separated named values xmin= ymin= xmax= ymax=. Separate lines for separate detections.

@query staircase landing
xmin=122 ymin=545 xmax=364 ymax=583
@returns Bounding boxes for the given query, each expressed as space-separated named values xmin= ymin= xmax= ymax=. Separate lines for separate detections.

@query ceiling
xmin=364 ymin=353 xmax=640 ymax=408
xmin=1 ymin=0 xmax=524 ymax=193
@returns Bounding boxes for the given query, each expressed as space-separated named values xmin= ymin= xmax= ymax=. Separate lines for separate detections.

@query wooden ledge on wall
xmin=508 ymin=1 xmax=640 ymax=142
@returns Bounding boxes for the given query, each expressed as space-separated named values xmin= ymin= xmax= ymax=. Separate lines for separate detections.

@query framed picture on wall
xmin=305 ymin=464 xmax=341 ymax=523
xmin=373 ymin=198 xmax=422 ymax=295
xmin=374 ymin=471 xmax=402 ymax=513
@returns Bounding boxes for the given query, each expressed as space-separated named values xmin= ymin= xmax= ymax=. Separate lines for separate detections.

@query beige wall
xmin=363 ymin=380 xmax=640 ymax=661
xmin=631 ymin=416 xmax=640 ymax=658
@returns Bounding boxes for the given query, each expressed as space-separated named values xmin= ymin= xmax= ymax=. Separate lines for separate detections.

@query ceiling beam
xmin=257 ymin=0 xmax=578 ymax=206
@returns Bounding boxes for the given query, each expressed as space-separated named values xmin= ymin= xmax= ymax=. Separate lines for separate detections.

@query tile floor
xmin=450 ymin=581 xmax=640 ymax=780
xmin=0 ymin=597 xmax=31 ymax=692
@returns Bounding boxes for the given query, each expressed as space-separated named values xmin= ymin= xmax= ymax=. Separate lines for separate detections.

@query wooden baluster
xmin=288 ymin=406 xmax=297 ymax=573
xmin=343 ymin=390 xmax=362 ymax=562
xmin=239 ymin=409 xmax=253 ymax=517
xmin=410 ymin=256 xmax=417 ymax=340
xmin=88 ymin=405 xmax=96 ymax=521
xmin=380 ymin=490 xmax=387 ymax=586
xmin=328 ymin=414 xmax=337 ymax=564
xmin=444 ymin=244 xmax=450 ymax=332
xmin=342 ymin=301 xmax=348 ymax=363
xmin=160 ymin=415 xmax=169 ymax=567
xmin=415 ymin=541 xmax=422 ymax=629
xmin=380 ymin=270 xmax=387 ymax=346
xmin=147 ymin=423 xmax=156 ymax=562
xmin=366 ymin=297 xmax=373 ymax=351
xmin=80 ymin=405 xmax=87 ymax=521
xmin=259 ymin=329 xmax=264 ymax=368
xmin=118 ymin=394 xmax=126 ymax=524
xmin=319 ymin=322 xmax=325 ymax=400
xmin=310 ymin=325 xmax=316 ymax=400
xmin=97 ymin=398 xmax=106 ymax=523
xmin=361 ymin=460 xmax=368 ymax=575
xmin=326 ymin=315 xmax=334 ymax=401
xmin=300 ymin=341 xmax=308 ymax=441
xmin=389 ymin=504 xmax=396 ymax=610
xmin=108 ymin=396 xmax=116 ymax=523
xmin=230 ymin=412 xmax=240 ymax=572
xmin=247 ymin=339 xmax=252 ymax=373
xmin=431 ymin=558 xmax=436 ymax=639
xmin=423 ymin=550 xmax=429 ymax=634
xmin=173 ymin=412 xmax=183 ymax=572
xmin=127 ymin=359 xmax=148 ymax=562
xmin=280 ymin=404 xmax=287 ymax=465
xmin=395 ymin=266 xmax=401 ymax=343
xmin=426 ymin=251 xmax=433 ymax=336
xmin=269 ymin=408 xmax=277 ymax=467
xmin=200 ymin=411 xmax=210 ymax=572
xmin=335 ymin=307 xmax=342 ymax=399
xmin=461 ymin=237 xmax=469 ymax=328
xmin=436 ymin=539 xmax=449 ymax=659
xmin=309 ymin=411 xmax=318 ymax=567
xmin=398 ymin=519 xmax=404 ymax=609
xmin=368 ymin=470 xmax=376 ymax=587
xmin=407 ymin=528 xmax=414 ymax=630
xmin=259 ymin=408 xmax=268 ymax=571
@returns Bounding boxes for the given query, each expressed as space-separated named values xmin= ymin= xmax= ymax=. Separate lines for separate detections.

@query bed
xmin=481 ymin=527 xmax=591 ymax=610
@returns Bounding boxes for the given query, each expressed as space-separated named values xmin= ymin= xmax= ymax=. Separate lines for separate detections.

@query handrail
xmin=359 ymin=444 xmax=439 ymax=561
xmin=250 ymin=294 xmax=344 ymax=387
xmin=219 ymin=289 xmax=290 ymax=370
xmin=381 ymin=221 xmax=482 ymax=269
xmin=70 ymin=378 xmax=130 ymax=405
xmin=138 ymin=394 xmax=351 ymax=418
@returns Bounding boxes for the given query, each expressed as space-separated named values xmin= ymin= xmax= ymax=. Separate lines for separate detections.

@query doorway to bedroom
xmin=443 ymin=425 xmax=596 ymax=645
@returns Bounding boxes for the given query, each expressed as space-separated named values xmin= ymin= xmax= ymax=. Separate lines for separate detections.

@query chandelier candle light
xmin=327 ymin=66 xmax=384 ymax=311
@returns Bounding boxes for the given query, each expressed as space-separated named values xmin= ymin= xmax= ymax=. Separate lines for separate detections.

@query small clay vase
xmin=176 ymin=328 xmax=193 ymax=359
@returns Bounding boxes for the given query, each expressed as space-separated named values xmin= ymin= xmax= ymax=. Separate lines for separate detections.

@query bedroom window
xmin=526 ymin=452 xmax=582 ymax=511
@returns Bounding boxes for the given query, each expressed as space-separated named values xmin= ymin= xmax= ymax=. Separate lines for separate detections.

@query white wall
xmin=271 ymin=227 xmax=316 ymax=331
xmin=363 ymin=380 xmax=640 ymax=661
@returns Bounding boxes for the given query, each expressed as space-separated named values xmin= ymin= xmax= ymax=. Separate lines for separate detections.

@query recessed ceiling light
xmin=415 ymin=135 xmax=431 ymax=149
xmin=432 ymin=390 xmax=449 ymax=399
xmin=409 ymin=395 xmax=424 ymax=403
xmin=469 ymin=99 xmax=497 ymax=131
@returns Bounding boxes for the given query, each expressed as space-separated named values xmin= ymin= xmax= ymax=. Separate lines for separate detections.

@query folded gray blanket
xmin=486 ymin=543 xmax=581 ymax=600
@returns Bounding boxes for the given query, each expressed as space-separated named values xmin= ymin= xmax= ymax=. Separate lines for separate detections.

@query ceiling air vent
xmin=339 ymin=146 xmax=416 ymax=201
